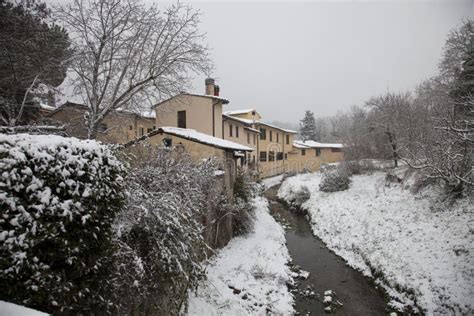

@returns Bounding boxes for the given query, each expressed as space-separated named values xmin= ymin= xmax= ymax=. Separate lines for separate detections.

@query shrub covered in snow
xmin=0 ymin=134 xmax=125 ymax=313
xmin=113 ymin=148 xmax=228 ymax=314
xmin=319 ymin=169 xmax=351 ymax=192
xmin=293 ymin=185 xmax=311 ymax=205
xmin=232 ymin=167 xmax=256 ymax=236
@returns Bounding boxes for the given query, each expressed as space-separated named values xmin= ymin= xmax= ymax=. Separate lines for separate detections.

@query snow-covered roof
xmin=292 ymin=141 xmax=311 ymax=149
xmin=185 ymin=93 xmax=230 ymax=104
xmin=258 ymin=122 xmax=298 ymax=134
xmin=155 ymin=92 xmax=230 ymax=107
xmin=222 ymin=114 xmax=255 ymax=125
xmin=39 ymin=102 xmax=56 ymax=111
xmin=158 ymin=127 xmax=253 ymax=152
xmin=294 ymin=140 xmax=344 ymax=149
xmin=224 ymin=108 xmax=257 ymax=116
xmin=244 ymin=126 xmax=260 ymax=133
xmin=140 ymin=109 xmax=156 ymax=118
xmin=51 ymin=102 xmax=155 ymax=120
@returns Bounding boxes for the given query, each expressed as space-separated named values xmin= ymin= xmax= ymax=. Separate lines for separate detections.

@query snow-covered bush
xmin=232 ymin=167 xmax=256 ymax=236
xmin=319 ymin=169 xmax=351 ymax=192
xmin=340 ymin=160 xmax=362 ymax=175
xmin=320 ymin=163 xmax=338 ymax=173
xmin=339 ymin=159 xmax=379 ymax=176
xmin=292 ymin=185 xmax=311 ymax=206
xmin=113 ymin=148 xmax=224 ymax=314
xmin=0 ymin=134 xmax=125 ymax=313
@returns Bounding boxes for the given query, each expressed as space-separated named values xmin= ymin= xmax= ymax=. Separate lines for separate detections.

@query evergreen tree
xmin=299 ymin=110 xmax=319 ymax=141
xmin=0 ymin=0 xmax=71 ymax=126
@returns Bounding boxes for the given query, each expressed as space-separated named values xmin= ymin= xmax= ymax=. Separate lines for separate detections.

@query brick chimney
xmin=205 ymin=78 xmax=215 ymax=95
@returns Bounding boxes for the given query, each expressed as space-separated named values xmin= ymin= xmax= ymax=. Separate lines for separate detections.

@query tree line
xmin=299 ymin=20 xmax=473 ymax=196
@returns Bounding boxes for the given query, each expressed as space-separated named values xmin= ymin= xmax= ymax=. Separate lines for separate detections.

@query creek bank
xmin=277 ymin=171 xmax=473 ymax=314
xmin=265 ymin=186 xmax=389 ymax=315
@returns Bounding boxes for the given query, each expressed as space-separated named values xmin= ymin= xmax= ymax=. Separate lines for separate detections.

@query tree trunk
xmin=87 ymin=119 xmax=99 ymax=140
xmin=386 ymin=130 xmax=398 ymax=168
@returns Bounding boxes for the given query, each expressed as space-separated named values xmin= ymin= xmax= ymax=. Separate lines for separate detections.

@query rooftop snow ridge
xmin=159 ymin=127 xmax=253 ymax=152
xmin=294 ymin=140 xmax=344 ymax=148
xmin=223 ymin=108 xmax=256 ymax=116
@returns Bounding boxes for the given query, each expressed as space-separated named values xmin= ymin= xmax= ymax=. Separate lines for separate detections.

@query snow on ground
xmin=278 ymin=171 xmax=474 ymax=315
xmin=187 ymin=196 xmax=294 ymax=315
xmin=261 ymin=174 xmax=284 ymax=190
xmin=0 ymin=300 xmax=48 ymax=316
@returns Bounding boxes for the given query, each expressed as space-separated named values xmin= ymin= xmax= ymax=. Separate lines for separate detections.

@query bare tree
xmin=404 ymin=96 xmax=473 ymax=194
xmin=54 ymin=0 xmax=211 ymax=139
xmin=365 ymin=92 xmax=412 ymax=167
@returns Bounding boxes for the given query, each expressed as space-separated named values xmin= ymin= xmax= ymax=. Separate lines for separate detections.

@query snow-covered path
xmin=278 ymin=171 xmax=474 ymax=314
xmin=186 ymin=196 xmax=294 ymax=315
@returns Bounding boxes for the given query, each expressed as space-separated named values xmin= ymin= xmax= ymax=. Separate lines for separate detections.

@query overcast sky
xmin=186 ymin=0 xmax=473 ymax=124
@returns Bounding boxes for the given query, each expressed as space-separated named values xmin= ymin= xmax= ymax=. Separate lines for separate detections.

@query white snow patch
xmin=278 ymin=171 xmax=474 ymax=314
xmin=261 ymin=174 xmax=284 ymax=189
xmin=187 ymin=196 xmax=294 ymax=315
xmin=0 ymin=300 xmax=48 ymax=316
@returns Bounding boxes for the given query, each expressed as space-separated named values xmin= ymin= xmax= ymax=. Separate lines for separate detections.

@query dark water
xmin=264 ymin=186 xmax=388 ymax=316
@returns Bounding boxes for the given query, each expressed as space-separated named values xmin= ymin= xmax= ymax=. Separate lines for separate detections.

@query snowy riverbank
xmin=187 ymin=196 xmax=294 ymax=315
xmin=278 ymin=171 xmax=473 ymax=314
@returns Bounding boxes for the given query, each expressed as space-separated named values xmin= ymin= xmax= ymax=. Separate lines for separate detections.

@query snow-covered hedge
xmin=0 ymin=134 xmax=125 ymax=313
xmin=319 ymin=169 xmax=351 ymax=192
xmin=113 ymin=148 xmax=231 ymax=314
xmin=232 ymin=167 xmax=256 ymax=236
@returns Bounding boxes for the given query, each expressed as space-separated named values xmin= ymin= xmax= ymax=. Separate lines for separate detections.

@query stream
xmin=264 ymin=185 xmax=388 ymax=315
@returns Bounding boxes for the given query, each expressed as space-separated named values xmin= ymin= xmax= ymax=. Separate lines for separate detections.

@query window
xmin=162 ymin=138 xmax=172 ymax=148
xmin=276 ymin=133 xmax=279 ymax=143
xmin=331 ymin=148 xmax=342 ymax=152
xmin=253 ymin=155 xmax=256 ymax=163
xmin=260 ymin=151 xmax=267 ymax=162
xmin=277 ymin=152 xmax=283 ymax=160
xmin=253 ymin=134 xmax=256 ymax=144
xmin=269 ymin=151 xmax=275 ymax=161
xmin=177 ymin=110 xmax=186 ymax=128
xmin=302 ymin=149 xmax=306 ymax=156
xmin=229 ymin=124 xmax=233 ymax=137
xmin=147 ymin=128 xmax=153 ymax=133
xmin=285 ymin=153 xmax=288 ymax=160
xmin=139 ymin=127 xmax=144 ymax=136
xmin=129 ymin=125 xmax=133 ymax=130
xmin=236 ymin=126 xmax=239 ymax=138
xmin=260 ymin=128 xmax=266 ymax=140
xmin=286 ymin=134 xmax=289 ymax=145
xmin=247 ymin=133 xmax=250 ymax=144
xmin=269 ymin=131 xmax=273 ymax=142
xmin=315 ymin=148 xmax=321 ymax=157
xmin=153 ymin=125 xmax=156 ymax=130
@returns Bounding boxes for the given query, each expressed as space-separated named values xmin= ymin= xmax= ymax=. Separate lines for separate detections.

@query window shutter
xmin=177 ymin=111 xmax=186 ymax=128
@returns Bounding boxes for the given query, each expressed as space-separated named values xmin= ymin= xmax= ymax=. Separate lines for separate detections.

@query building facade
xmin=48 ymin=102 xmax=155 ymax=144
xmin=46 ymin=78 xmax=345 ymax=179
